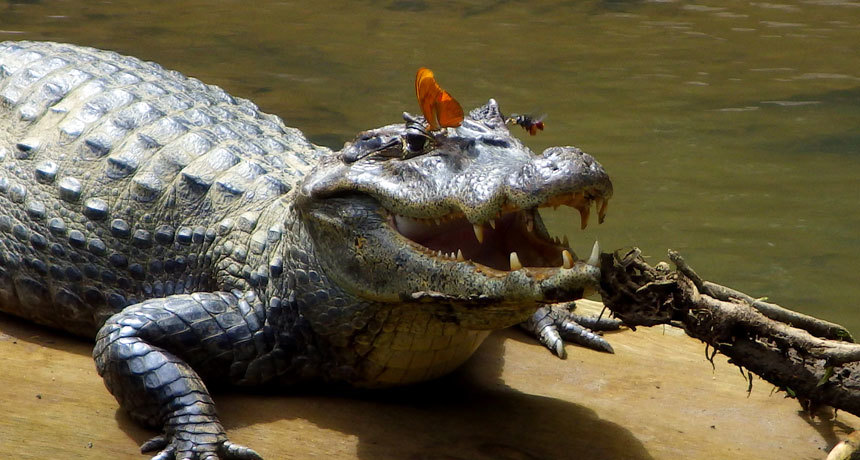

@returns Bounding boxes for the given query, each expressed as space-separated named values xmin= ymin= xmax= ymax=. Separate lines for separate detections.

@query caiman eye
xmin=404 ymin=131 xmax=429 ymax=154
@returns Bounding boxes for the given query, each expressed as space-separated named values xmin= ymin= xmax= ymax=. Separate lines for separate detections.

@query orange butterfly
xmin=415 ymin=67 xmax=464 ymax=131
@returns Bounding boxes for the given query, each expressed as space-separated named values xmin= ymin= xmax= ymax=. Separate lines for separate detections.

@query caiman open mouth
xmin=389 ymin=191 xmax=608 ymax=272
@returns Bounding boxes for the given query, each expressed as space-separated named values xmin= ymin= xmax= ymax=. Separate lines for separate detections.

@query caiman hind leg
xmin=93 ymin=291 xmax=272 ymax=460
xmin=521 ymin=301 xmax=622 ymax=358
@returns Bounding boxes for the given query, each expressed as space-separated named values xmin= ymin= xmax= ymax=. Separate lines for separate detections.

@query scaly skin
xmin=0 ymin=41 xmax=613 ymax=459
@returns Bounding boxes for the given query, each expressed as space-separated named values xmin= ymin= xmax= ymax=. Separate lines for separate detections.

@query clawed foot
xmin=521 ymin=301 xmax=622 ymax=359
xmin=141 ymin=431 xmax=262 ymax=460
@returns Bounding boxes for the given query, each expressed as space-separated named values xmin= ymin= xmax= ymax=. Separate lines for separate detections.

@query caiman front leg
xmin=521 ymin=301 xmax=621 ymax=358
xmin=93 ymin=291 xmax=271 ymax=460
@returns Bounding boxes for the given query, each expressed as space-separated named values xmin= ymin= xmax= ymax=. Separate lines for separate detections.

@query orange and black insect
xmin=507 ymin=113 xmax=545 ymax=136
xmin=415 ymin=67 xmax=464 ymax=131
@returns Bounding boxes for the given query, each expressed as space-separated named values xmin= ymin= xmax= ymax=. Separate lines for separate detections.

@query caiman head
xmin=296 ymin=99 xmax=612 ymax=330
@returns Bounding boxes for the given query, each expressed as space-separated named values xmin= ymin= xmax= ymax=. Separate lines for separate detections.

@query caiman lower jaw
xmin=388 ymin=191 xmax=608 ymax=275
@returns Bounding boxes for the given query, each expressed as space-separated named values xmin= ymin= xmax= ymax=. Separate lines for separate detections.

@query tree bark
xmin=597 ymin=248 xmax=860 ymax=417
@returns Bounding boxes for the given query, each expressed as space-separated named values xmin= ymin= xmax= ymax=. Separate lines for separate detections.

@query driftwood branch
xmin=668 ymin=250 xmax=853 ymax=342
xmin=598 ymin=248 xmax=860 ymax=417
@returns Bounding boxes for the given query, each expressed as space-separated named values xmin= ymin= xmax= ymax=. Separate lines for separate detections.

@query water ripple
xmin=761 ymin=100 xmax=822 ymax=106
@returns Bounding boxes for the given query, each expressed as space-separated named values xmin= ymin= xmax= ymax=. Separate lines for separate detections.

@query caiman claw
xmin=522 ymin=302 xmax=621 ymax=359
xmin=142 ymin=433 xmax=263 ymax=460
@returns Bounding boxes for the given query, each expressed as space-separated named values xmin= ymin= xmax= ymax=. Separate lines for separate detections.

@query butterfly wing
xmin=415 ymin=67 xmax=463 ymax=130
xmin=435 ymin=89 xmax=464 ymax=128
xmin=416 ymin=67 xmax=442 ymax=130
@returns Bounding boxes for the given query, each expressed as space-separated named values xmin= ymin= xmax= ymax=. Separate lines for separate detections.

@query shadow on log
xmin=598 ymin=248 xmax=860 ymax=419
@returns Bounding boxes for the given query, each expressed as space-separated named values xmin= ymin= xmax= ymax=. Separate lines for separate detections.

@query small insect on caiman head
xmin=296 ymin=74 xmax=612 ymax=330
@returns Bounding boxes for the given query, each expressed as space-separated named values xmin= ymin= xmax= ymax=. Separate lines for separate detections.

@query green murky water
xmin=2 ymin=0 xmax=859 ymax=332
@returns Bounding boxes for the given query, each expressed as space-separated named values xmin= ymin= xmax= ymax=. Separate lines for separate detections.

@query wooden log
xmin=598 ymin=248 xmax=860 ymax=418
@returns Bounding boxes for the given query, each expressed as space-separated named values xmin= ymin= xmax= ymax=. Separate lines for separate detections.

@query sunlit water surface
xmin=2 ymin=0 xmax=859 ymax=332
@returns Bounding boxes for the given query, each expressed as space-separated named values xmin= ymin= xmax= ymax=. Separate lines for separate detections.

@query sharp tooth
xmin=473 ymin=224 xmax=484 ymax=243
xmin=509 ymin=251 xmax=523 ymax=271
xmin=562 ymin=249 xmax=574 ymax=269
xmin=526 ymin=214 xmax=534 ymax=232
xmin=562 ymin=235 xmax=569 ymax=247
xmin=578 ymin=205 xmax=590 ymax=230
xmin=587 ymin=240 xmax=600 ymax=267
xmin=435 ymin=219 xmax=442 ymax=226
xmin=489 ymin=219 xmax=496 ymax=229
xmin=457 ymin=249 xmax=465 ymax=261
xmin=598 ymin=198 xmax=609 ymax=224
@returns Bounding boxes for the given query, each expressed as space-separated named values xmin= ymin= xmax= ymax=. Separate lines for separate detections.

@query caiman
xmin=0 ymin=41 xmax=613 ymax=459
